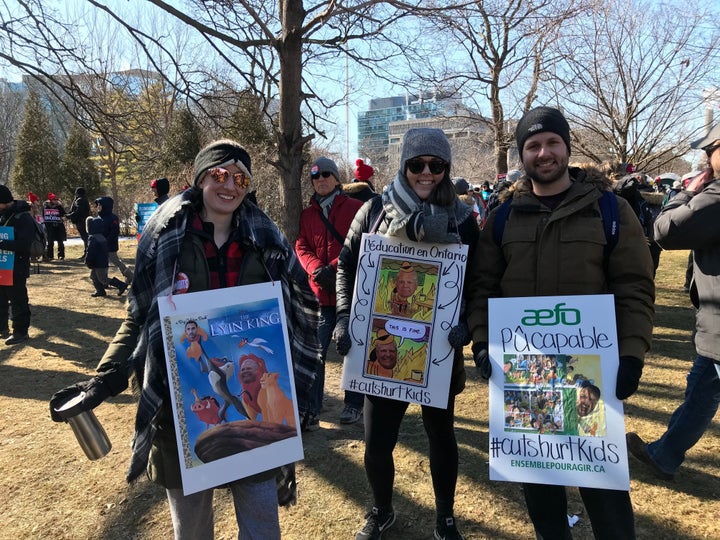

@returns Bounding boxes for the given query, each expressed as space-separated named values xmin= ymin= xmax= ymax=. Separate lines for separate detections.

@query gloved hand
xmin=313 ymin=265 xmax=336 ymax=293
xmin=49 ymin=368 xmax=128 ymax=422
xmin=472 ymin=342 xmax=491 ymax=380
xmin=616 ymin=356 xmax=643 ymax=399
xmin=448 ymin=320 xmax=471 ymax=348
xmin=333 ymin=316 xmax=351 ymax=356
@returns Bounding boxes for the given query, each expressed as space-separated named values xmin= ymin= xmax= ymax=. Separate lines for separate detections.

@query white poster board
xmin=488 ymin=294 xmax=630 ymax=491
xmin=340 ymin=233 xmax=468 ymax=409
xmin=158 ymin=282 xmax=303 ymax=495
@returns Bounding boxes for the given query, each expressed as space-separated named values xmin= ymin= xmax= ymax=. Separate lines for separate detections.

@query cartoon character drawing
xmin=257 ymin=372 xmax=296 ymax=428
xmin=181 ymin=320 xmax=209 ymax=372
xmin=208 ymin=357 xmax=248 ymax=421
xmin=190 ymin=388 xmax=221 ymax=429
xmin=237 ymin=336 xmax=274 ymax=354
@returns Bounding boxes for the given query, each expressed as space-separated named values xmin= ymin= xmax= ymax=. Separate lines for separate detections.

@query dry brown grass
xmin=0 ymin=242 xmax=718 ymax=539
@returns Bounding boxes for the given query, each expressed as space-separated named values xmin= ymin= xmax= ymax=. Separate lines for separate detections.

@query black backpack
xmin=9 ymin=211 xmax=47 ymax=259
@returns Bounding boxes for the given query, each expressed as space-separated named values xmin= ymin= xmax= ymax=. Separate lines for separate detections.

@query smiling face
xmin=240 ymin=359 xmax=259 ymax=384
xmin=197 ymin=162 xmax=248 ymax=222
xmin=576 ymin=386 xmax=599 ymax=417
xmin=405 ymin=155 xmax=447 ymax=201
xmin=522 ymin=132 xmax=571 ymax=195
xmin=376 ymin=341 xmax=398 ymax=370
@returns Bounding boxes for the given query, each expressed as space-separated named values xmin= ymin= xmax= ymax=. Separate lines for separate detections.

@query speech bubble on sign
xmin=385 ymin=319 xmax=426 ymax=347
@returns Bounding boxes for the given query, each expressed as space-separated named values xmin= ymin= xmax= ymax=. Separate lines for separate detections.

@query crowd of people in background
xmin=1 ymin=108 xmax=717 ymax=539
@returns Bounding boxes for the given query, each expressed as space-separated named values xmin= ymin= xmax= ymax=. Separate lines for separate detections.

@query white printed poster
xmin=488 ymin=294 xmax=630 ymax=490
xmin=158 ymin=282 xmax=303 ymax=495
xmin=340 ymin=233 xmax=468 ymax=409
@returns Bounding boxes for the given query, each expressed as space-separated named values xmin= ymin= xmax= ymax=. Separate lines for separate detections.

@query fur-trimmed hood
xmin=503 ymin=165 xmax=613 ymax=202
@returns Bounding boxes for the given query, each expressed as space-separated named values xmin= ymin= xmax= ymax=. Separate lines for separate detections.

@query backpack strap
xmin=492 ymin=192 xmax=619 ymax=265
xmin=598 ymin=190 xmax=619 ymax=262
xmin=492 ymin=199 xmax=513 ymax=247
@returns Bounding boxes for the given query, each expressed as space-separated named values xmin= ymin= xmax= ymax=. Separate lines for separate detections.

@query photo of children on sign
xmin=159 ymin=283 xmax=303 ymax=495
xmin=341 ymin=233 xmax=468 ymax=409
xmin=373 ymin=259 xmax=438 ymax=321
xmin=502 ymin=354 xmax=606 ymax=437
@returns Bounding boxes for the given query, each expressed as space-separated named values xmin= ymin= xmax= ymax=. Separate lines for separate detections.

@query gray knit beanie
xmin=193 ymin=139 xmax=252 ymax=186
xmin=310 ymin=157 xmax=340 ymax=182
xmin=515 ymin=106 xmax=571 ymax=160
xmin=399 ymin=128 xmax=451 ymax=171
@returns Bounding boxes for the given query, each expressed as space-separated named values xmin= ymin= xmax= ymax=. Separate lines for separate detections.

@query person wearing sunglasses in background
xmin=627 ymin=124 xmax=720 ymax=482
xmin=295 ymin=157 xmax=366 ymax=427
xmin=335 ymin=128 xmax=479 ymax=540
xmin=50 ymin=139 xmax=321 ymax=539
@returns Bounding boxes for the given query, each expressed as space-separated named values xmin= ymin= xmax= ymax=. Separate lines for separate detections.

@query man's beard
xmin=525 ymin=153 xmax=569 ymax=185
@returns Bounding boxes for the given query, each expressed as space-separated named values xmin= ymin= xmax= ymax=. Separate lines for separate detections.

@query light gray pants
xmin=165 ymin=478 xmax=280 ymax=540
xmin=108 ymin=251 xmax=133 ymax=282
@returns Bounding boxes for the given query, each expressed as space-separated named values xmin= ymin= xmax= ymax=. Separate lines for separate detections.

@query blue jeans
xmin=647 ymin=355 xmax=720 ymax=474
xmin=307 ymin=306 xmax=364 ymax=415
xmin=166 ymin=477 xmax=279 ymax=539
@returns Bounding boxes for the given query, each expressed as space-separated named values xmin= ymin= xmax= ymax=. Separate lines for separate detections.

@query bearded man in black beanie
xmin=466 ymin=106 xmax=655 ymax=539
xmin=0 ymin=184 xmax=35 ymax=345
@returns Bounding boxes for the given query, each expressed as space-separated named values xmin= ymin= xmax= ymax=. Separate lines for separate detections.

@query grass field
xmin=0 ymin=242 xmax=717 ymax=539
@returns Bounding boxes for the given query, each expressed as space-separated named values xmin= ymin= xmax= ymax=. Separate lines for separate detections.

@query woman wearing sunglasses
xmin=335 ymin=128 xmax=479 ymax=540
xmin=50 ymin=139 xmax=320 ymax=539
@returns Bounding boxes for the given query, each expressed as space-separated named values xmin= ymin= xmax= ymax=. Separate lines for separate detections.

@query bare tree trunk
xmin=275 ymin=0 xmax=311 ymax=243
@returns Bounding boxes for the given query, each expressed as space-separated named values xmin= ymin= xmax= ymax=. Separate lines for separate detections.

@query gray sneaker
xmin=355 ymin=507 xmax=395 ymax=540
xmin=340 ymin=405 xmax=363 ymax=424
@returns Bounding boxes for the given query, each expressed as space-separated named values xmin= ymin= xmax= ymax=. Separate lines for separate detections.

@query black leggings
xmin=363 ymin=393 xmax=458 ymax=516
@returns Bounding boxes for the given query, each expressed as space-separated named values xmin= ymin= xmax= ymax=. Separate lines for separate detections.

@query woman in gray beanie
xmin=50 ymin=139 xmax=321 ymax=539
xmin=335 ymin=127 xmax=479 ymax=540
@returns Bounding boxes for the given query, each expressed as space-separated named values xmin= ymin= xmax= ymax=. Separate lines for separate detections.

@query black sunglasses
xmin=406 ymin=159 xmax=447 ymax=175
xmin=703 ymin=142 xmax=720 ymax=158
xmin=311 ymin=171 xmax=334 ymax=180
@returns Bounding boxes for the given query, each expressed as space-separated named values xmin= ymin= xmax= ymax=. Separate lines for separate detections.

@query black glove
xmin=49 ymin=368 xmax=128 ymax=422
xmin=616 ymin=356 xmax=643 ymax=399
xmin=333 ymin=316 xmax=351 ymax=356
xmin=472 ymin=342 xmax=491 ymax=380
xmin=313 ymin=265 xmax=336 ymax=293
xmin=448 ymin=320 xmax=471 ymax=348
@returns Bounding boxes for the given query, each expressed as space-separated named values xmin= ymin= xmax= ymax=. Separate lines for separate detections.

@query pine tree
xmin=160 ymin=108 xmax=202 ymax=172
xmin=223 ymin=91 xmax=273 ymax=147
xmin=61 ymin=122 xmax=100 ymax=197
xmin=10 ymin=91 xmax=61 ymax=200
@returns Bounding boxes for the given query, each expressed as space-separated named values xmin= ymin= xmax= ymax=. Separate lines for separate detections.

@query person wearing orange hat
xmin=42 ymin=193 xmax=67 ymax=260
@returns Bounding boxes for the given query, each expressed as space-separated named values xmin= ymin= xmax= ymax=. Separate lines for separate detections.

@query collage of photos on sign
xmin=502 ymin=354 xmax=607 ymax=437
xmin=366 ymin=258 xmax=439 ymax=386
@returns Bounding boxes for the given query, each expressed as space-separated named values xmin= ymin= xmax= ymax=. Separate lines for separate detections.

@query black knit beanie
xmin=515 ymin=106 xmax=571 ymax=160
xmin=0 ymin=184 xmax=13 ymax=204
xmin=193 ymin=140 xmax=252 ymax=186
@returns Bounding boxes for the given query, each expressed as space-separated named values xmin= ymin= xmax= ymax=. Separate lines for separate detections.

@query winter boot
xmin=109 ymin=277 xmax=128 ymax=296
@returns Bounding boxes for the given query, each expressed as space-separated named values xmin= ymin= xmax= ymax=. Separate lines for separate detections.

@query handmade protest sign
xmin=0 ymin=226 xmax=14 ymax=286
xmin=158 ymin=282 xmax=303 ymax=495
xmin=340 ymin=233 xmax=468 ymax=409
xmin=488 ymin=294 xmax=630 ymax=490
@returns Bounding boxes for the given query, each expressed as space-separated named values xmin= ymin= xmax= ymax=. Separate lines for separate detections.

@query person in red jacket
xmin=295 ymin=156 xmax=365 ymax=427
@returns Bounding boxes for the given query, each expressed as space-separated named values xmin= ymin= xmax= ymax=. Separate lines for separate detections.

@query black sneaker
xmin=5 ymin=333 xmax=29 ymax=346
xmin=355 ymin=507 xmax=395 ymax=540
xmin=117 ymin=282 xmax=128 ymax=296
xmin=434 ymin=516 xmax=465 ymax=540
